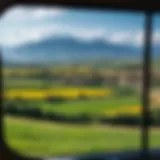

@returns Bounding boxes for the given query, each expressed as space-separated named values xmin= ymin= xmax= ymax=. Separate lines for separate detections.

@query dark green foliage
xmin=100 ymin=115 xmax=142 ymax=126
xmin=111 ymin=115 xmax=142 ymax=125
xmin=78 ymin=94 xmax=88 ymax=100
xmin=151 ymin=108 xmax=160 ymax=126
xmin=4 ymin=98 xmax=160 ymax=126
xmin=46 ymin=96 xmax=66 ymax=103
xmin=116 ymin=86 xmax=137 ymax=97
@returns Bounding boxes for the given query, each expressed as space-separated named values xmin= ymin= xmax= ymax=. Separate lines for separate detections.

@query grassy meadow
xmin=4 ymin=116 xmax=141 ymax=157
xmin=4 ymin=116 xmax=160 ymax=157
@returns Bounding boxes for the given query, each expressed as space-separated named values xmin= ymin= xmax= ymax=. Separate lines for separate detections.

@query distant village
xmin=4 ymin=66 xmax=160 ymax=91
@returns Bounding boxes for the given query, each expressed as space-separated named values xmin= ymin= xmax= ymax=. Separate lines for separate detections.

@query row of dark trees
xmin=3 ymin=101 xmax=160 ymax=126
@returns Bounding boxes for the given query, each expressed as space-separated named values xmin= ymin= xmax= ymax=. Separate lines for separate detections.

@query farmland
xmin=4 ymin=88 xmax=112 ymax=100
xmin=3 ymin=65 xmax=160 ymax=157
xmin=3 ymin=67 xmax=142 ymax=119
xmin=4 ymin=96 xmax=140 ymax=117
xmin=3 ymin=66 xmax=158 ymax=124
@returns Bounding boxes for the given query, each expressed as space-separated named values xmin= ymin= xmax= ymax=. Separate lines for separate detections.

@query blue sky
xmin=0 ymin=5 xmax=160 ymax=48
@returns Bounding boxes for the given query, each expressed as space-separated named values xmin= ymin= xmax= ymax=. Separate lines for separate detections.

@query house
xmin=117 ymin=71 xmax=142 ymax=89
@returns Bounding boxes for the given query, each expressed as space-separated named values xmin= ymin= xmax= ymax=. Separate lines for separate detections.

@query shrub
xmin=116 ymin=86 xmax=137 ymax=97
xmin=99 ymin=117 xmax=113 ymax=124
xmin=78 ymin=95 xmax=87 ymax=100
xmin=99 ymin=114 xmax=142 ymax=126
xmin=46 ymin=96 xmax=66 ymax=103
xmin=113 ymin=115 xmax=142 ymax=125
xmin=4 ymin=105 xmax=19 ymax=114
xmin=74 ymin=113 xmax=92 ymax=124
xmin=151 ymin=108 xmax=160 ymax=126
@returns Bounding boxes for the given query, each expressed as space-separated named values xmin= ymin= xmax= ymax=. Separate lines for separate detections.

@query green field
xmin=4 ymin=116 xmax=160 ymax=157
xmin=39 ymin=96 xmax=139 ymax=116
xmin=3 ymin=78 xmax=44 ymax=89
xmin=6 ymin=96 xmax=140 ymax=117
xmin=3 ymin=78 xmax=111 ymax=89
xmin=3 ymin=78 xmax=65 ymax=89
xmin=4 ymin=116 xmax=140 ymax=157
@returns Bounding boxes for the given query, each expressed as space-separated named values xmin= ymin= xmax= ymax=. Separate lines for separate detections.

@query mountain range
xmin=2 ymin=35 xmax=160 ymax=66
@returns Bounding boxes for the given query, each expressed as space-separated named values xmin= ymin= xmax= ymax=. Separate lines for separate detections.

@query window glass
xmin=149 ymin=14 xmax=160 ymax=149
xmin=1 ymin=5 xmax=147 ymax=158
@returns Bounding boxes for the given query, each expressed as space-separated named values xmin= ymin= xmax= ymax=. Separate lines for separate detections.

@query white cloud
xmin=0 ymin=26 xmax=143 ymax=47
xmin=31 ymin=8 xmax=65 ymax=19
xmin=1 ymin=25 xmax=158 ymax=48
xmin=109 ymin=32 xmax=132 ymax=44
xmin=133 ymin=32 xmax=144 ymax=46
xmin=128 ymin=31 xmax=160 ymax=47
xmin=1 ymin=6 xmax=66 ymax=23
xmin=2 ymin=6 xmax=160 ymax=48
xmin=131 ymin=31 xmax=160 ymax=46
xmin=0 ymin=14 xmax=159 ymax=48
xmin=67 ymin=28 xmax=106 ymax=41
xmin=152 ymin=32 xmax=160 ymax=45
xmin=103 ymin=31 xmax=145 ymax=47
xmin=0 ymin=24 xmax=107 ymax=47
xmin=0 ymin=24 xmax=60 ymax=46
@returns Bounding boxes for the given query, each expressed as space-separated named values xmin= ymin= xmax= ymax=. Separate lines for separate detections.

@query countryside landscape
xmin=3 ymin=58 xmax=160 ymax=157
xmin=1 ymin=6 xmax=160 ymax=158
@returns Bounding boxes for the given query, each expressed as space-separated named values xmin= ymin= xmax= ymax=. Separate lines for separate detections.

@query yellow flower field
xmin=4 ymin=88 xmax=113 ymax=100
xmin=104 ymin=105 xmax=142 ymax=117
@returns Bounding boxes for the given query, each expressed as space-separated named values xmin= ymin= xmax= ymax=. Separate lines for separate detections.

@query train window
xmin=149 ymin=13 xmax=160 ymax=149
xmin=0 ymin=5 xmax=153 ymax=158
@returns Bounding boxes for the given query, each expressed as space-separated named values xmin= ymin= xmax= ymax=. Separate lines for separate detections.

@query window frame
xmin=0 ymin=3 xmax=155 ymax=160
